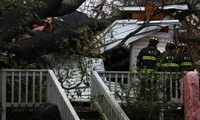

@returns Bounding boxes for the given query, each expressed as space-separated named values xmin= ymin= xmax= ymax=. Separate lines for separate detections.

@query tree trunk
xmin=9 ymin=11 xmax=110 ymax=60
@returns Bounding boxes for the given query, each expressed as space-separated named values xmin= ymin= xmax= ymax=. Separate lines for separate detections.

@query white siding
xmin=130 ymin=38 xmax=149 ymax=70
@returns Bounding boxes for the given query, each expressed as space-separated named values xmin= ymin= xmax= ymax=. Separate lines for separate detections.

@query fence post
xmin=0 ymin=70 xmax=6 ymax=120
xmin=184 ymin=71 xmax=200 ymax=120
xmin=46 ymin=71 xmax=51 ymax=103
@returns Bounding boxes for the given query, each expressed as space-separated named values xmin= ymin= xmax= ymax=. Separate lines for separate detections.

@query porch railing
xmin=97 ymin=71 xmax=184 ymax=103
xmin=0 ymin=69 xmax=80 ymax=120
xmin=0 ymin=69 xmax=185 ymax=120
xmin=91 ymin=71 xmax=130 ymax=120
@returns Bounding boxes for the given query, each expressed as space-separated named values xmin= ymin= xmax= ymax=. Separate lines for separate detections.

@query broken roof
xmin=98 ymin=19 xmax=179 ymax=53
xmin=117 ymin=4 xmax=190 ymax=12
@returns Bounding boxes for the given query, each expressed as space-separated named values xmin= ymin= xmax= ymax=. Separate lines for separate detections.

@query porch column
xmin=0 ymin=70 xmax=6 ymax=120
xmin=129 ymin=42 xmax=135 ymax=71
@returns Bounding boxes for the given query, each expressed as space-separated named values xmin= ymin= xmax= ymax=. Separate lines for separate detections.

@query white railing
xmin=91 ymin=71 xmax=130 ymax=120
xmin=47 ymin=70 xmax=80 ymax=120
xmin=97 ymin=71 xmax=184 ymax=102
xmin=0 ymin=69 xmax=185 ymax=120
xmin=0 ymin=69 xmax=80 ymax=120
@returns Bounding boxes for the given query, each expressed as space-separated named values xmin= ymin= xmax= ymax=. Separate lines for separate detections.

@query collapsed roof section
xmin=98 ymin=3 xmax=190 ymax=53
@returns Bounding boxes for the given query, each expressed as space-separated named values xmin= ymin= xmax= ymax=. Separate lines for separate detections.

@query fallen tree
xmin=0 ymin=0 xmax=112 ymax=62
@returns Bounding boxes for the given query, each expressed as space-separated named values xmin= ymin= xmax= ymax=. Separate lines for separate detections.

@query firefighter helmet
xmin=149 ymin=36 xmax=159 ymax=43
xmin=178 ymin=43 xmax=187 ymax=48
xmin=166 ymin=41 xmax=176 ymax=50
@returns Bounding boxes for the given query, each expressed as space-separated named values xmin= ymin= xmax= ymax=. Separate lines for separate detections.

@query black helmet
xmin=149 ymin=36 xmax=159 ymax=43
xmin=178 ymin=43 xmax=187 ymax=48
xmin=166 ymin=41 xmax=176 ymax=50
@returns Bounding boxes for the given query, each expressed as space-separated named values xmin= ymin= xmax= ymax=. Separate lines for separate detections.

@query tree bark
xmin=9 ymin=11 xmax=111 ymax=60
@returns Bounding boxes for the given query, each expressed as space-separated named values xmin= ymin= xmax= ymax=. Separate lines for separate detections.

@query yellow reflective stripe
xmin=162 ymin=63 xmax=179 ymax=67
xmin=180 ymin=62 xmax=192 ymax=66
xmin=142 ymin=56 xmax=156 ymax=61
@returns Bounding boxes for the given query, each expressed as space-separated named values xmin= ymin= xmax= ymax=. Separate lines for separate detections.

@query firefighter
xmin=158 ymin=41 xmax=179 ymax=101
xmin=158 ymin=41 xmax=179 ymax=72
xmin=176 ymin=43 xmax=195 ymax=71
xmin=136 ymin=36 xmax=161 ymax=100
xmin=136 ymin=36 xmax=161 ymax=72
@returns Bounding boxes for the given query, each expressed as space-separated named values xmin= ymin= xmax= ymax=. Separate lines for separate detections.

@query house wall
xmin=130 ymin=32 xmax=173 ymax=70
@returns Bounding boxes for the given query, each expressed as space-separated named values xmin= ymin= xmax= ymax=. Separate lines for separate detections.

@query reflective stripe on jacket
xmin=180 ymin=62 xmax=193 ymax=67
xmin=142 ymin=56 xmax=156 ymax=61
xmin=161 ymin=63 xmax=179 ymax=67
